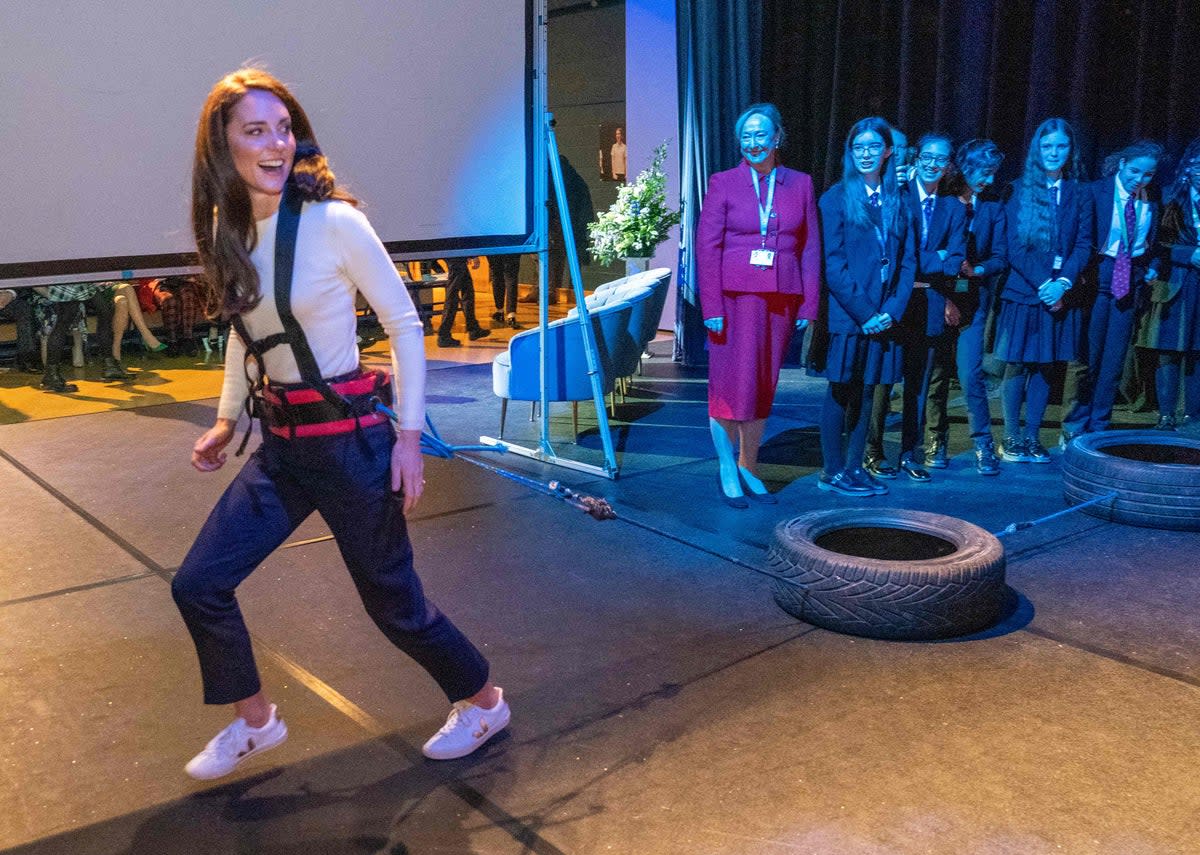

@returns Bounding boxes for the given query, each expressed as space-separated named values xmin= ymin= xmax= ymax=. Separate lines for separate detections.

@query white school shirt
xmin=1102 ymin=175 xmax=1152 ymax=258
xmin=1047 ymin=178 xmax=1062 ymax=205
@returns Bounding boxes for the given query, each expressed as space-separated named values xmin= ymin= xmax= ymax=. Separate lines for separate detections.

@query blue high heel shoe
xmin=737 ymin=467 xmax=778 ymax=504
xmin=717 ymin=473 xmax=749 ymax=509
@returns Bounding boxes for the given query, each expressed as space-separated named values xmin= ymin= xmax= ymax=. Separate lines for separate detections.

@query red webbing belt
xmin=266 ymin=413 xmax=388 ymax=439
xmin=260 ymin=369 xmax=391 ymax=439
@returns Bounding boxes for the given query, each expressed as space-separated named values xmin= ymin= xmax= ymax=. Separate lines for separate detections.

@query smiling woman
xmin=814 ymin=117 xmax=917 ymax=497
xmin=224 ymin=91 xmax=296 ymax=220
xmin=172 ymin=67 xmax=511 ymax=782
xmin=697 ymin=102 xmax=822 ymax=508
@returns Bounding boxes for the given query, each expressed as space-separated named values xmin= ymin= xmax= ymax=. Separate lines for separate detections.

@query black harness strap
xmin=229 ymin=184 xmax=360 ymax=454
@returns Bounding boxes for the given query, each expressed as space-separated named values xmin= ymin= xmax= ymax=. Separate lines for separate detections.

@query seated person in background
xmin=32 ymin=283 xmax=113 ymax=393
xmin=138 ymin=276 xmax=204 ymax=356
xmin=408 ymin=260 xmax=442 ymax=335
xmin=104 ymin=281 xmax=170 ymax=380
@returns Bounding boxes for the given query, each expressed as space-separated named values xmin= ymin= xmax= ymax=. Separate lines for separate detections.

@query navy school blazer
xmin=948 ymin=196 xmax=1008 ymax=319
xmin=966 ymin=197 xmax=1008 ymax=279
xmin=899 ymin=183 xmax=967 ymax=336
xmin=1085 ymin=175 xmax=1161 ymax=290
xmin=1001 ymin=179 xmax=1093 ymax=306
xmin=1154 ymin=198 xmax=1200 ymax=304
xmin=818 ymin=181 xmax=917 ymax=335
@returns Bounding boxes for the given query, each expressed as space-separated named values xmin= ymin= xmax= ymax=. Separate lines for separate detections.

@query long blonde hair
xmin=1016 ymin=118 xmax=1084 ymax=250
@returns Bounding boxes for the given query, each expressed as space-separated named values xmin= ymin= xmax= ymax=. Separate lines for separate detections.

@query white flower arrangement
xmin=587 ymin=142 xmax=681 ymax=266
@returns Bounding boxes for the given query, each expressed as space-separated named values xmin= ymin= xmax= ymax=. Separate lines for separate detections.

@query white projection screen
xmin=0 ymin=0 xmax=537 ymax=285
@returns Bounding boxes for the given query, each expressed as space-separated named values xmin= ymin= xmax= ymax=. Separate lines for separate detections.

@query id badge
xmin=955 ymin=277 xmax=970 ymax=294
xmin=1052 ymin=255 xmax=1064 ymax=272
xmin=750 ymin=248 xmax=776 ymax=267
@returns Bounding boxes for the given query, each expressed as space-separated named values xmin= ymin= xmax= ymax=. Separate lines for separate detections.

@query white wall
xmin=625 ymin=0 xmax=679 ymax=329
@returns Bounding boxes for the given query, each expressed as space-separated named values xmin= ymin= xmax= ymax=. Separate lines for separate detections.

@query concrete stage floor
xmin=2 ymin=342 xmax=1198 ymax=855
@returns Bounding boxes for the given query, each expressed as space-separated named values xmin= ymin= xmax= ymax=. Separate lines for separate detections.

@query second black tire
xmin=1062 ymin=429 xmax=1200 ymax=531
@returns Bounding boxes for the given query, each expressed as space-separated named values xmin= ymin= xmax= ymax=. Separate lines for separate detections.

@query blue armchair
xmin=491 ymin=298 xmax=634 ymax=439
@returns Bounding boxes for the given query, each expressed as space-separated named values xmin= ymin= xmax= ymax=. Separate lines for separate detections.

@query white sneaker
xmin=422 ymin=689 xmax=511 ymax=760
xmin=184 ymin=704 xmax=288 ymax=780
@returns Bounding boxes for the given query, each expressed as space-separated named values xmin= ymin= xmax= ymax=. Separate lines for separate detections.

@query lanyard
xmin=749 ymin=166 xmax=777 ymax=246
xmin=873 ymin=223 xmax=890 ymax=283
xmin=863 ymin=187 xmax=889 ymax=282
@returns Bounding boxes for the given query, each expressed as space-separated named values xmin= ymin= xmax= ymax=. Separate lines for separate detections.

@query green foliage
xmin=587 ymin=142 xmax=681 ymax=266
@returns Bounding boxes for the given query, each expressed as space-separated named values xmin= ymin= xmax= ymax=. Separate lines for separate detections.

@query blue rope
xmin=993 ymin=491 xmax=1119 ymax=537
xmin=372 ymin=402 xmax=609 ymax=514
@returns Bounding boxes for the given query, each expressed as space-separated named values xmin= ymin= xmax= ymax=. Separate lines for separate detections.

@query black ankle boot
xmin=40 ymin=366 xmax=78 ymax=393
xmin=103 ymin=357 xmax=132 ymax=380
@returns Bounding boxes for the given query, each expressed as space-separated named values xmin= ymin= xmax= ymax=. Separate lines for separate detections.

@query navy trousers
xmin=1062 ymin=257 xmax=1145 ymax=435
xmin=172 ymin=423 xmax=490 ymax=706
xmin=927 ymin=284 xmax=996 ymax=442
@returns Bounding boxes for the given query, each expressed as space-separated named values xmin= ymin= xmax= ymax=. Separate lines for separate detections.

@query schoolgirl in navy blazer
xmin=1061 ymin=141 xmax=1164 ymax=438
xmin=813 ymin=116 xmax=917 ymax=497
xmin=1001 ymin=179 xmax=1092 ymax=310
xmin=995 ymin=118 xmax=1092 ymax=462
xmin=926 ymin=138 xmax=1008 ymax=471
xmin=1137 ymin=137 xmax=1200 ymax=428
xmin=820 ymin=182 xmax=917 ymax=335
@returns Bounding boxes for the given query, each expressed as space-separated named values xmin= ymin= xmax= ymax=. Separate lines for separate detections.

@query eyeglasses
xmin=917 ymin=154 xmax=951 ymax=166
xmin=740 ymin=131 xmax=774 ymax=145
xmin=851 ymin=142 xmax=885 ymax=156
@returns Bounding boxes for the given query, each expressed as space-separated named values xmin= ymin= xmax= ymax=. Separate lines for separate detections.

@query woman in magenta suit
xmin=697 ymin=103 xmax=822 ymax=507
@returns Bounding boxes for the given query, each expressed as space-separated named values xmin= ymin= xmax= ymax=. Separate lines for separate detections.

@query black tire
xmin=767 ymin=509 xmax=1007 ymax=641
xmin=1062 ymin=430 xmax=1200 ymax=531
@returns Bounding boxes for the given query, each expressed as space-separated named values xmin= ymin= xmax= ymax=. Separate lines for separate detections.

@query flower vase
xmin=625 ymin=256 xmax=652 ymax=275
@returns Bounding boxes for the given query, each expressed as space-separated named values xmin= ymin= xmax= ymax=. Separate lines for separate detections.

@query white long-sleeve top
xmin=216 ymin=199 xmax=426 ymax=430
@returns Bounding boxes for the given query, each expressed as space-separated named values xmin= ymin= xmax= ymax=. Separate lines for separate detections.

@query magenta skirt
xmin=707 ymin=291 xmax=801 ymax=421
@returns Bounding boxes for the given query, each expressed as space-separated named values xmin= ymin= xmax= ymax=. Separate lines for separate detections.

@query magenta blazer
xmin=696 ymin=163 xmax=822 ymax=320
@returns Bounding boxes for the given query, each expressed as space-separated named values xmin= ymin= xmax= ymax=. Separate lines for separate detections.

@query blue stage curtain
xmin=762 ymin=0 xmax=1200 ymax=191
xmin=674 ymin=0 xmax=762 ymax=366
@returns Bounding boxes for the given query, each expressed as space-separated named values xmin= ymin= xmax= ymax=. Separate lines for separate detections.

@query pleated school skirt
xmin=813 ymin=330 xmax=904 ymax=385
xmin=1136 ymin=272 xmax=1200 ymax=353
xmin=993 ymin=299 xmax=1080 ymax=363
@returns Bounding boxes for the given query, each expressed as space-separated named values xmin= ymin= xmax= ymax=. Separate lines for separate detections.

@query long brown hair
xmin=191 ymin=67 xmax=357 ymax=320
